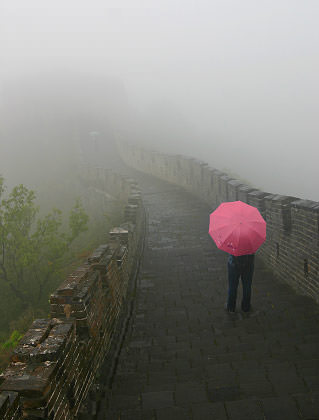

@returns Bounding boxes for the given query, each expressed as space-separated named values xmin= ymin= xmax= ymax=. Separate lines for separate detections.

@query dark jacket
xmin=228 ymin=254 xmax=255 ymax=272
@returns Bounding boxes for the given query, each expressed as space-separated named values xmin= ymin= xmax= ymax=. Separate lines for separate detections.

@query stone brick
xmin=142 ymin=391 xmax=174 ymax=410
xmin=225 ymin=399 xmax=264 ymax=420
xmin=261 ymin=396 xmax=300 ymax=420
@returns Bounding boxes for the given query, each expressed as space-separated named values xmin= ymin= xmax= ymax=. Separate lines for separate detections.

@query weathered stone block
xmin=88 ymin=245 xmax=110 ymax=264
xmin=0 ymin=391 xmax=20 ymax=419
xmin=0 ymin=363 xmax=55 ymax=399
xmin=109 ymin=227 xmax=129 ymax=246
xmin=54 ymin=265 xmax=90 ymax=297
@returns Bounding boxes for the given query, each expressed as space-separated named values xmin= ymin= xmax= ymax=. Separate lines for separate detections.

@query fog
xmin=1 ymin=0 xmax=318 ymax=200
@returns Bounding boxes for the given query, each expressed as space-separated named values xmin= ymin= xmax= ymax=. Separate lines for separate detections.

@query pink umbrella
xmin=209 ymin=201 xmax=266 ymax=256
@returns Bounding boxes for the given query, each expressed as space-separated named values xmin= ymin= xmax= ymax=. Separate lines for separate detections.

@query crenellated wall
xmin=0 ymin=168 xmax=145 ymax=419
xmin=118 ymin=141 xmax=319 ymax=303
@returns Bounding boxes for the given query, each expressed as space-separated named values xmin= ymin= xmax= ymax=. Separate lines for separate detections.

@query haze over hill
xmin=1 ymin=0 xmax=318 ymax=200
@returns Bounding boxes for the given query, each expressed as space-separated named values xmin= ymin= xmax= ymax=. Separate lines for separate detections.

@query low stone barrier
xmin=0 ymin=169 xmax=145 ymax=419
xmin=118 ymin=141 xmax=319 ymax=303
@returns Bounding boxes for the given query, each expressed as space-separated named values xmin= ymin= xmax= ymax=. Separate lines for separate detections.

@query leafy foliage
xmin=1 ymin=330 xmax=22 ymax=350
xmin=0 ymin=330 xmax=23 ymax=372
xmin=0 ymin=177 xmax=88 ymax=309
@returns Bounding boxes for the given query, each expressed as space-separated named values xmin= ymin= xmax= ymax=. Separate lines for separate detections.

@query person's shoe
xmin=225 ymin=304 xmax=236 ymax=314
xmin=241 ymin=304 xmax=252 ymax=313
xmin=227 ymin=310 xmax=236 ymax=315
xmin=241 ymin=309 xmax=251 ymax=314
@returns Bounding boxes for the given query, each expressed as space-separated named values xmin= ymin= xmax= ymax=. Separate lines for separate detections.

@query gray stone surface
xmin=101 ymin=171 xmax=319 ymax=419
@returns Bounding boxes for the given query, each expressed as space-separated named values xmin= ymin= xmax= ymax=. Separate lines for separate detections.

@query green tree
xmin=0 ymin=177 xmax=88 ymax=309
xmin=1 ymin=330 xmax=22 ymax=350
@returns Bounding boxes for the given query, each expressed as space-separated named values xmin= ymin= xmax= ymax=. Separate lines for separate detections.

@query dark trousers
xmin=227 ymin=257 xmax=254 ymax=312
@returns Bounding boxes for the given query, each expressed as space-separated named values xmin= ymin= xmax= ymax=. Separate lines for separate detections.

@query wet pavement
xmin=99 ymin=171 xmax=319 ymax=420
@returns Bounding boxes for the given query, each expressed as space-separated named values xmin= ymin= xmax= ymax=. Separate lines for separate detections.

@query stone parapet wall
xmin=79 ymin=165 xmax=134 ymax=202
xmin=0 ymin=169 xmax=145 ymax=419
xmin=118 ymin=141 xmax=319 ymax=302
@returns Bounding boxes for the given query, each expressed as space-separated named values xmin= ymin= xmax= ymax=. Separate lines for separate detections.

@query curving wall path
xmin=0 ymin=167 xmax=145 ymax=419
xmin=118 ymin=141 xmax=319 ymax=303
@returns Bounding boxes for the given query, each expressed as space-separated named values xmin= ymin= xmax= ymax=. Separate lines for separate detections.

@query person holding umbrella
xmin=226 ymin=253 xmax=255 ymax=313
xmin=209 ymin=201 xmax=266 ymax=313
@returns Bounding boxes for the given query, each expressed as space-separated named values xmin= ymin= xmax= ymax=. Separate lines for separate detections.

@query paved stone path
xmin=100 ymin=173 xmax=319 ymax=420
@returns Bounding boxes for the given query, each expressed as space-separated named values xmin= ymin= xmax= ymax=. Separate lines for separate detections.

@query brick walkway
xmin=100 ymin=173 xmax=319 ymax=420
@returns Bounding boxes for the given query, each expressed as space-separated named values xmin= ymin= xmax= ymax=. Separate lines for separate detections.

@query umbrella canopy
xmin=209 ymin=201 xmax=266 ymax=256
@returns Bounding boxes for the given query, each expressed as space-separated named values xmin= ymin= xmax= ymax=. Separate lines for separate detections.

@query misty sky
xmin=1 ymin=0 xmax=318 ymax=200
